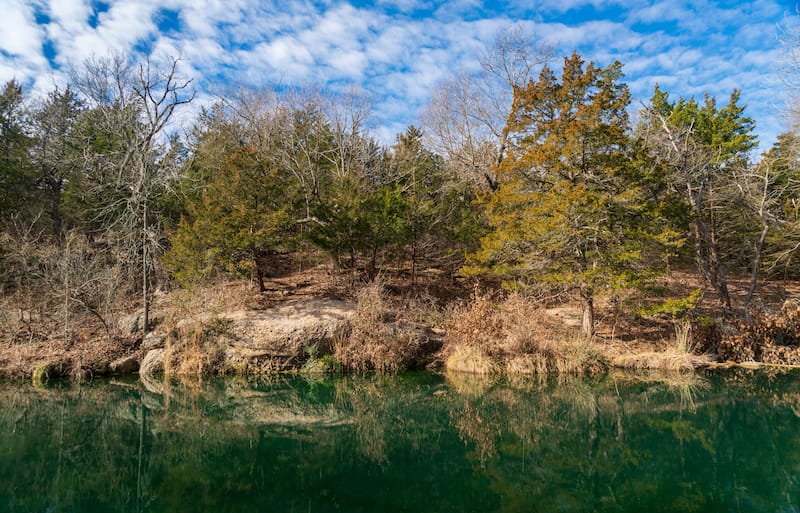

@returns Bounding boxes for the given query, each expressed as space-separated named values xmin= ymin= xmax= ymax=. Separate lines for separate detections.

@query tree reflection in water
xmin=1 ymin=369 xmax=799 ymax=512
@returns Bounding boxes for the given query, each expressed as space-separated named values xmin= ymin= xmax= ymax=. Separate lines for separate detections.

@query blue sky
xmin=0 ymin=0 xmax=796 ymax=150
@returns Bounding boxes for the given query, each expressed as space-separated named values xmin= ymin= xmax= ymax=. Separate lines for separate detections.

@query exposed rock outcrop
xmin=140 ymin=348 xmax=167 ymax=375
xmin=142 ymin=333 xmax=166 ymax=350
xmin=175 ymin=299 xmax=356 ymax=373
xmin=110 ymin=354 xmax=140 ymax=375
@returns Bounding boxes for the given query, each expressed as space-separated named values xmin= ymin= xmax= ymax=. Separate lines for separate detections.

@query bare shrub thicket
xmin=1 ymin=226 xmax=125 ymax=344
xmin=334 ymin=279 xmax=424 ymax=373
xmin=716 ymin=302 xmax=800 ymax=364
xmin=443 ymin=291 xmax=605 ymax=375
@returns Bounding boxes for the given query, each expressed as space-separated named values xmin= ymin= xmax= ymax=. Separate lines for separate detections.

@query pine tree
xmin=163 ymin=127 xmax=295 ymax=290
xmin=28 ymin=85 xmax=84 ymax=238
xmin=389 ymin=126 xmax=445 ymax=282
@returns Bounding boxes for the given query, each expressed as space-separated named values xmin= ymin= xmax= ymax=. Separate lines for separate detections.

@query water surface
xmin=2 ymin=370 xmax=800 ymax=512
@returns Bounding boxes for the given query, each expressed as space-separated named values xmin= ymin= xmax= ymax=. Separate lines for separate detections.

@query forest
xmin=3 ymin=28 xmax=800 ymax=377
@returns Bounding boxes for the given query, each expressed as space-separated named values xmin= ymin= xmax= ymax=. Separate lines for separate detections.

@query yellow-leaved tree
xmin=466 ymin=52 xmax=666 ymax=336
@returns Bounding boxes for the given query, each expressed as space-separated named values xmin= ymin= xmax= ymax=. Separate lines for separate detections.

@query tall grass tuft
xmin=166 ymin=319 xmax=228 ymax=376
xmin=610 ymin=319 xmax=708 ymax=372
xmin=674 ymin=319 xmax=694 ymax=354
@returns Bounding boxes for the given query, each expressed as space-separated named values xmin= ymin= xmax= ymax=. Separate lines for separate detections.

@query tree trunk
xmin=367 ymin=246 xmax=378 ymax=281
xmin=142 ymin=201 xmax=149 ymax=338
xmin=744 ymin=223 xmax=770 ymax=314
xmin=707 ymin=239 xmax=732 ymax=312
xmin=580 ymin=287 xmax=595 ymax=337
xmin=251 ymin=247 xmax=266 ymax=292
xmin=690 ymin=217 xmax=732 ymax=314
xmin=411 ymin=238 xmax=417 ymax=286
xmin=683 ymin=167 xmax=732 ymax=313
xmin=49 ymin=179 xmax=63 ymax=239
xmin=706 ymin=185 xmax=732 ymax=313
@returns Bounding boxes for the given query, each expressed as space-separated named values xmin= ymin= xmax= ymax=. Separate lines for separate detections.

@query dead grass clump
xmin=445 ymin=290 xmax=506 ymax=348
xmin=445 ymin=344 xmax=499 ymax=374
xmin=610 ymin=321 xmax=710 ymax=372
xmin=443 ymin=291 xmax=605 ymax=376
xmin=610 ymin=350 xmax=705 ymax=372
xmin=334 ymin=279 xmax=422 ymax=373
xmin=167 ymin=319 xmax=229 ymax=376
xmin=504 ymin=354 xmax=543 ymax=375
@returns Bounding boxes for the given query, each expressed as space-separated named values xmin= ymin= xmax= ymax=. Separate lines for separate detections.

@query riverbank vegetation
xmin=3 ymin=27 xmax=800 ymax=379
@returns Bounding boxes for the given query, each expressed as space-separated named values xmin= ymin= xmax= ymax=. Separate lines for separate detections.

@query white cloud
xmin=0 ymin=0 xmax=790 ymax=149
xmin=170 ymin=0 xmax=248 ymax=38
xmin=0 ymin=0 xmax=46 ymax=63
xmin=628 ymin=1 xmax=687 ymax=25
xmin=46 ymin=0 xmax=91 ymax=34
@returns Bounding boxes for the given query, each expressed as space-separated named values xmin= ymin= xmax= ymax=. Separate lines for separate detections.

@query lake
xmin=1 ymin=369 xmax=799 ymax=512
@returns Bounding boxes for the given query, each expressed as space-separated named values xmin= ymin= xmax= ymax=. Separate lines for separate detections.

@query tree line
xmin=1 ymin=30 xmax=799 ymax=341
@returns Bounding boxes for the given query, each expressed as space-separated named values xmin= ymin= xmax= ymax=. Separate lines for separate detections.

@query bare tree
xmin=780 ymin=16 xmax=800 ymax=127
xmin=72 ymin=53 xmax=194 ymax=336
xmin=642 ymin=110 xmax=734 ymax=312
xmin=421 ymin=24 xmax=552 ymax=190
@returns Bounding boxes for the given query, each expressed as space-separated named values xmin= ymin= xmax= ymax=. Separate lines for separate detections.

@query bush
xmin=717 ymin=302 xmax=800 ymax=364
xmin=443 ymin=291 xmax=605 ymax=375
xmin=334 ymin=279 xmax=423 ymax=373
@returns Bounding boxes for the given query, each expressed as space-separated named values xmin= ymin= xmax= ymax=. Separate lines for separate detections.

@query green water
xmin=1 ymin=370 xmax=800 ymax=513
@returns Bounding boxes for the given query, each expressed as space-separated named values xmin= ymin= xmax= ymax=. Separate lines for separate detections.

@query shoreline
xmin=5 ymin=270 xmax=800 ymax=383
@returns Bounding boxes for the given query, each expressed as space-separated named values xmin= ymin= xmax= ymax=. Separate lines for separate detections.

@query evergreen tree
xmin=389 ymin=126 xmax=445 ymax=282
xmin=0 ymin=80 xmax=33 ymax=224
xmin=641 ymin=86 xmax=758 ymax=312
xmin=28 ymin=85 xmax=84 ymax=238
xmin=163 ymin=110 xmax=296 ymax=290
xmin=468 ymin=53 xmax=659 ymax=336
xmin=306 ymin=130 xmax=409 ymax=276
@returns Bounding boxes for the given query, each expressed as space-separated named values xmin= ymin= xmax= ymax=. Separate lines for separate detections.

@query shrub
xmin=717 ymin=302 xmax=800 ymax=364
xmin=443 ymin=291 xmax=605 ymax=375
xmin=334 ymin=279 xmax=423 ymax=373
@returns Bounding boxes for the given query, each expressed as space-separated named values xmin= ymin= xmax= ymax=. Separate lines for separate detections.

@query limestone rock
xmin=110 ymin=355 xmax=140 ymax=375
xmin=140 ymin=348 xmax=167 ymax=375
xmin=178 ymin=299 xmax=355 ymax=373
xmin=118 ymin=309 xmax=145 ymax=335
xmin=142 ymin=332 xmax=166 ymax=350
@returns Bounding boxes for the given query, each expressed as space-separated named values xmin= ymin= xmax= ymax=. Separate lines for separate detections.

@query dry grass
xmin=608 ymin=320 xmax=711 ymax=372
xmin=445 ymin=344 xmax=499 ymax=375
xmin=674 ymin=319 xmax=694 ymax=354
xmin=610 ymin=350 xmax=707 ymax=372
xmin=164 ymin=281 xmax=262 ymax=321
xmin=163 ymin=319 xmax=229 ymax=376
xmin=334 ymin=279 xmax=423 ymax=373
xmin=443 ymin=291 xmax=606 ymax=376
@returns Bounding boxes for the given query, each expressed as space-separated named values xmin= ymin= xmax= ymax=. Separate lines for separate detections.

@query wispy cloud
xmin=0 ymin=0 xmax=792 ymax=148
xmin=0 ymin=0 xmax=45 ymax=60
